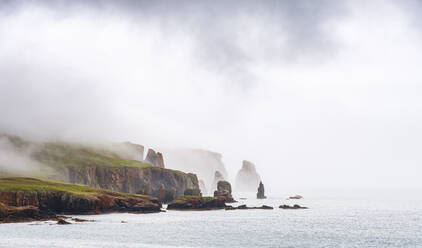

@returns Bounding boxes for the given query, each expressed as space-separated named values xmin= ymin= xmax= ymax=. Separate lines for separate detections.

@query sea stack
xmin=214 ymin=180 xmax=235 ymax=203
xmin=235 ymin=160 xmax=261 ymax=193
xmin=257 ymin=181 xmax=266 ymax=199
xmin=145 ymin=148 xmax=165 ymax=168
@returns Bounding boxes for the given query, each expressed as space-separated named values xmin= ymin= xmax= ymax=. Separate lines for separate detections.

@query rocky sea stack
xmin=235 ymin=160 xmax=261 ymax=193
xmin=214 ymin=180 xmax=235 ymax=203
xmin=0 ymin=177 xmax=161 ymax=223
xmin=257 ymin=181 xmax=266 ymax=199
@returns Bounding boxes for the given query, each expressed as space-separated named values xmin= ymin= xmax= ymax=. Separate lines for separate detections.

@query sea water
xmin=0 ymin=197 xmax=421 ymax=248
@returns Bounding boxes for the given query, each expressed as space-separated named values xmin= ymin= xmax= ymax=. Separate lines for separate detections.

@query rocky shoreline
xmin=0 ymin=177 xmax=162 ymax=224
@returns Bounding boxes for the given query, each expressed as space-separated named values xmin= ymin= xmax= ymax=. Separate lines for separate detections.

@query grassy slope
xmin=32 ymin=142 xmax=151 ymax=169
xmin=0 ymin=177 xmax=150 ymax=198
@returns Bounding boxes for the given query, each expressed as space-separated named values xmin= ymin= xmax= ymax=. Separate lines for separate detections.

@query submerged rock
xmin=257 ymin=181 xmax=266 ymax=199
xmin=225 ymin=204 xmax=273 ymax=210
xmin=235 ymin=160 xmax=261 ymax=193
xmin=279 ymin=204 xmax=308 ymax=209
xmin=214 ymin=181 xmax=236 ymax=203
xmin=167 ymin=196 xmax=226 ymax=210
xmin=287 ymin=195 xmax=303 ymax=200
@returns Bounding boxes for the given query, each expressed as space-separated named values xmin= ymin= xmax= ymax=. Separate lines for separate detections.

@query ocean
xmin=0 ymin=196 xmax=421 ymax=248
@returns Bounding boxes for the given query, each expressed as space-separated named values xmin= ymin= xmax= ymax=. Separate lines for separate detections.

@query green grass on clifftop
xmin=0 ymin=177 xmax=150 ymax=198
xmin=32 ymin=142 xmax=152 ymax=169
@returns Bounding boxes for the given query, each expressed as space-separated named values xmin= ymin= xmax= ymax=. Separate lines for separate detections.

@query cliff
xmin=0 ymin=177 xmax=161 ymax=223
xmin=235 ymin=160 xmax=261 ymax=193
xmin=0 ymin=135 xmax=200 ymax=201
xmin=54 ymin=166 xmax=199 ymax=198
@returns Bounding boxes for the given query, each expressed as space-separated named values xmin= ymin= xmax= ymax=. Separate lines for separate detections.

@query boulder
xmin=235 ymin=160 xmax=261 ymax=193
xmin=213 ymin=180 xmax=235 ymax=203
xmin=257 ymin=181 xmax=266 ymax=199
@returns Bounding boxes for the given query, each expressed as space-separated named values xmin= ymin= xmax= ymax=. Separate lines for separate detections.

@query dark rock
xmin=287 ymin=195 xmax=303 ymax=200
xmin=235 ymin=160 xmax=261 ymax=193
xmin=167 ymin=196 xmax=226 ymax=210
xmin=213 ymin=181 xmax=236 ymax=203
xmin=57 ymin=219 xmax=71 ymax=225
xmin=257 ymin=181 xmax=266 ymax=199
xmin=279 ymin=204 xmax=308 ymax=209
xmin=225 ymin=204 xmax=274 ymax=210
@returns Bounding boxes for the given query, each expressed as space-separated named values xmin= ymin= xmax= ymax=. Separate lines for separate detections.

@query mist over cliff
xmin=1 ymin=1 xmax=422 ymax=196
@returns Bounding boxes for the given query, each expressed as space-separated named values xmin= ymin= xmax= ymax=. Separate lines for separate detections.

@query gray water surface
xmin=0 ymin=197 xmax=421 ymax=248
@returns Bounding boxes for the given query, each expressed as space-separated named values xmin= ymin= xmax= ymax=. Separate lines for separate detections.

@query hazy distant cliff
xmin=235 ymin=160 xmax=261 ymax=193
xmin=164 ymin=149 xmax=228 ymax=194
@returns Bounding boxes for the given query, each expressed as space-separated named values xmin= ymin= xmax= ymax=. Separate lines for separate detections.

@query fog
xmin=1 ymin=1 xmax=422 ymax=196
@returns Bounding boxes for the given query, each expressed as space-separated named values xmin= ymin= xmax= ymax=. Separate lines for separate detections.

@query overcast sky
xmin=1 ymin=0 xmax=422 ymax=196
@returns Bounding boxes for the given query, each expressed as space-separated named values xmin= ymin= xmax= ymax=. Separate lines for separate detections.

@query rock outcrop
xmin=145 ymin=149 xmax=165 ymax=168
xmin=257 ymin=181 xmax=266 ymax=199
xmin=235 ymin=160 xmax=261 ymax=193
xmin=0 ymin=177 xmax=161 ymax=223
xmin=214 ymin=180 xmax=235 ymax=203
xmin=167 ymin=196 xmax=226 ymax=210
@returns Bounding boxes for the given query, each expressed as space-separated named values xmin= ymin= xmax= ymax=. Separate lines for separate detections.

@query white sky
xmin=1 ymin=1 xmax=421 ymax=196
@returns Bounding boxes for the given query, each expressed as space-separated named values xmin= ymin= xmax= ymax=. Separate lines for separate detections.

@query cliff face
xmin=54 ymin=166 xmax=199 ymax=198
xmin=0 ymin=177 xmax=161 ymax=223
xmin=235 ymin=160 xmax=261 ymax=193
